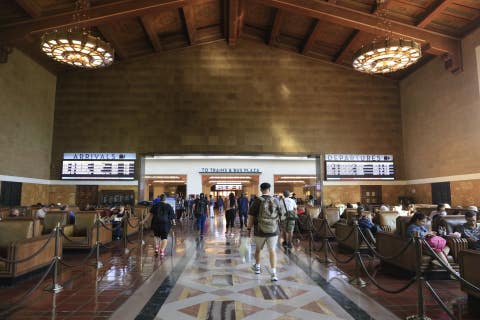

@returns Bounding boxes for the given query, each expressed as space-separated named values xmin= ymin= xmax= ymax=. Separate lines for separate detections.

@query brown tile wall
xmin=381 ymin=185 xmax=408 ymax=205
xmin=407 ymin=183 xmax=432 ymax=205
xmin=323 ymin=186 xmax=361 ymax=206
xmin=451 ymin=179 xmax=480 ymax=207
xmin=48 ymin=185 xmax=76 ymax=205
xmin=0 ymin=50 xmax=56 ymax=179
xmin=401 ymin=28 xmax=480 ymax=180
xmin=52 ymin=39 xmax=402 ymax=179
xmin=21 ymin=183 xmax=49 ymax=206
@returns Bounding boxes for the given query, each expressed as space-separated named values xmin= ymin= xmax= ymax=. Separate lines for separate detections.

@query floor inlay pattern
xmin=153 ymin=233 xmax=354 ymax=320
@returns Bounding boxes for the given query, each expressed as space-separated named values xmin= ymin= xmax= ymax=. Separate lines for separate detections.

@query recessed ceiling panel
xmin=194 ymin=0 xmax=222 ymax=29
xmin=281 ymin=12 xmax=315 ymax=39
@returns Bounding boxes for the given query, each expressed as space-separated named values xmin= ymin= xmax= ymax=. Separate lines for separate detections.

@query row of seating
xmin=0 ymin=207 xmax=149 ymax=279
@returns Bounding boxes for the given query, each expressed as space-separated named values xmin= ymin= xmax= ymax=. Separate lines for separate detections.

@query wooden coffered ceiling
xmin=0 ymin=0 xmax=479 ymax=78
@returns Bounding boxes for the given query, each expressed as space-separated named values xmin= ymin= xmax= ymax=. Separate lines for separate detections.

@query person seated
xmin=60 ymin=205 xmax=76 ymax=224
xmin=35 ymin=205 xmax=48 ymax=221
xmin=454 ymin=211 xmax=480 ymax=251
xmin=111 ymin=205 xmax=126 ymax=240
xmin=406 ymin=203 xmax=416 ymax=216
xmin=357 ymin=206 xmax=381 ymax=244
xmin=346 ymin=203 xmax=353 ymax=209
xmin=406 ymin=212 xmax=453 ymax=270
xmin=429 ymin=203 xmax=447 ymax=221
xmin=379 ymin=203 xmax=389 ymax=212
xmin=8 ymin=208 xmax=21 ymax=217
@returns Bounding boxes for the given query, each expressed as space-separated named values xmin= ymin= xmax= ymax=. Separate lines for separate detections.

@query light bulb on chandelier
xmin=40 ymin=0 xmax=114 ymax=69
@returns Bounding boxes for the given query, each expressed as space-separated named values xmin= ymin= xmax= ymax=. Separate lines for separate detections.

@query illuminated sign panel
xmin=325 ymin=154 xmax=394 ymax=181
xmin=61 ymin=153 xmax=136 ymax=180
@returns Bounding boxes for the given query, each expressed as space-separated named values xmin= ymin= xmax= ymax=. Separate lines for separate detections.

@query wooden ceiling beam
xmin=97 ymin=25 xmax=128 ymax=60
xmin=15 ymin=0 xmax=42 ymax=18
xmin=228 ymin=0 xmax=242 ymax=46
xmin=334 ymin=0 xmax=389 ymax=64
xmin=268 ymin=9 xmax=285 ymax=45
xmin=301 ymin=20 xmax=321 ymax=54
xmin=182 ymin=5 xmax=197 ymax=45
xmin=254 ymin=0 xmax=462 ymax=72
xmin=417 ymin=0 xmax=456 ymax=28
xmin=0 ymin=0 xmax=188 ymax=43
xmin=140 ymin=15 xmax=162 ymax=52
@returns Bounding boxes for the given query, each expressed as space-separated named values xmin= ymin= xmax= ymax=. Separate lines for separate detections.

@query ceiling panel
xmin=194 ymin=0 xmax=222 ymax=29
xmin=334 ymin=0 xmax=375 ymax=13
xmin=244 ymin=2 xmax=276 ymax=29
xmin=147 ymin=9 xmax=184 ymax=37
xmin=0 ymin=1 xmax=31 ymax=24
xmin=281 ymin=12 xmax=315 ymax=39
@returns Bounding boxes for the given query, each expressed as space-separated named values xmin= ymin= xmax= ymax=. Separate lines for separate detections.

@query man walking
xmin=237 ymin=192 xmax=249 ymax=231
xmin=247 ymin=182 xmax=284 ymax=281
xmin=280 ymin=190 xmax=297 ymax=249
xmin=194 ymin=193 xmax=209 ymax=236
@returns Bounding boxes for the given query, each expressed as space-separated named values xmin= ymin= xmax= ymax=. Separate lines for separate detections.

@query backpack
xmin=257 ymin=196 xmax=279 ymax=233
xmin=195 ymin=199 xmax=207 ymax=217
xmin=155 ymin=204 xmax=169 ymax=224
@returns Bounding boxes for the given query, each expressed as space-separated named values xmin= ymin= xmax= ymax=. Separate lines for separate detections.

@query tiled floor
xmin=0 ymin=216 xmax=477 ymax=319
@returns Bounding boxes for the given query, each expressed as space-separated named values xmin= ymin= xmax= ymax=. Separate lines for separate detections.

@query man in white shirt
xmin=429 ymin=203 xmax=447 ymax=220
xmin=279 ymin=190 xmax=298 ymax=249
xmin=35 ymin=205 xmax=48 ymax=220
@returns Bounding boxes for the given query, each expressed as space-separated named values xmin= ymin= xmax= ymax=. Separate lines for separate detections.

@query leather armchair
xmin=459 ymin=250 xmax=480 ymax=301
xmin=334 ymin=212 xmax=372 ymax=252
xmin=376 ymin=216 xmax=431 ymax=272
xmin=437 ymin=215 xmax=468 ymax=262
xmin=62 ymin=211 xmax=112 ymax=249
xmin=374 ymin=211 xmax=399 ymax=233
xmin=42 ymin=212 xmax=67 ymax=235
xmin=322 ymin=208 xmax=340 ymax=227
xmin=0 ymin=220 xmax=59 ymax=278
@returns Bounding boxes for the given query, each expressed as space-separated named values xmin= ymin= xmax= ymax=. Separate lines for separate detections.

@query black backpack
xmin=155 ymin=204 xmax=169 ymax=223
xmin=195 ymin=199 xmax=207 ymax=217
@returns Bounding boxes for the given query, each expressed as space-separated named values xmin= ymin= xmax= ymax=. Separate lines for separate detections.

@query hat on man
xmin=466 ymin=206 xmax=478 ymax=212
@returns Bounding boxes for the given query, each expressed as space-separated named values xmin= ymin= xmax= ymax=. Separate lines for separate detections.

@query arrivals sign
xmin=199 ymin=168 xmax=261 ymax=173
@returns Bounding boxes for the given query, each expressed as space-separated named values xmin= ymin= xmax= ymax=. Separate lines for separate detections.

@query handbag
xmin=426 ymin=235 xmax=446 ymax=253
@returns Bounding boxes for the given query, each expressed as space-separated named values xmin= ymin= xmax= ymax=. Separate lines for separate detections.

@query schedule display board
xmin=61 ymin=153 xmax=136 ymax=180
xmin=325 ymin=154 xmax=394 ymax=181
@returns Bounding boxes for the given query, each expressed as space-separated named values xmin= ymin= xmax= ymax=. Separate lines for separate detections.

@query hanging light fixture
xmin=40 ymin=0 xmax=114 ymax=68
xmin=352 ymin=0 xmax=421 ymax=74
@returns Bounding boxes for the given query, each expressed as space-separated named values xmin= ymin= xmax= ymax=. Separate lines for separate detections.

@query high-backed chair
xmin=0 ymin=220 xmax=58 ymax=278
xmin=3 ymin=217 xmax=42 ymax=237
xmin=335 ymin=211 xmax=371 ymax=251
xmin=437 ymin=215 xmax=468 ymax=262
xmin=322 ymin=207 xmax=341 ymax=227
xmin=376 ymin=216 xmax=430 ymax=272
xmin=374 ymin=211 xmax=400 ymax=233
xmin=459 ymin=250 xmax=480 ymax=306
xmin=42 ymin=212 xmax=67 ymax=235
xmin=306 ymin=206 xmax=320 ymax=219
xmin=62 ymin=211 xmax=112 ymax=249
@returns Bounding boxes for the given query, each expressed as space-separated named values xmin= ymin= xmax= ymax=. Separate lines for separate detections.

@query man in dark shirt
xmin=238 ymin=192 xmax=249 ymax=231
xmin=247 ymin=182 xmax=284 ymax=282
xmin=194 ymin=193 xmax=209 ymax=236
xmin=455 ymin=211 xmax=480 ymax=250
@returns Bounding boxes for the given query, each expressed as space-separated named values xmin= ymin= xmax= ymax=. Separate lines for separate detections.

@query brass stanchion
xmin=123 ymin=218 xmax=129 ymax=255
xmin=139 ymin=210 xmax=145 ymax=246
xmin=349 ymin=220 xmax=367 ymax=287
xmin=318 ymin=220 xmax=332 ymax=264
xmin=406 ymin=232 xmax=431 ymax=320
xmin=45 ymin=222 xmax=63 ymax=293
xmin=91 ymin=216 xmax=103 ymax=269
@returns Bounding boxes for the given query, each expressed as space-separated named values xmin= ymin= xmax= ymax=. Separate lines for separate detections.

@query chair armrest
xmin=63 ymin=225 xmax=74 ymax=237
xmin=446 ymin=237 xmax=468 ymax=263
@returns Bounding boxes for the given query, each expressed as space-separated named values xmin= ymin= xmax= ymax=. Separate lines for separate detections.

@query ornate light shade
xmin=41 ymin=31 xmax=114 ymax=68
xmin=352 ymin=38 xmax=421 ymax=74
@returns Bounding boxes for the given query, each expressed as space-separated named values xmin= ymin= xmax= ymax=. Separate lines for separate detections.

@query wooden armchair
xmin=62 ymin=212 xmax=112 ymax=249
xmin=0 ymin=220 xmax=59 ymax=278
xmin=374 ymin=211 xmax=399 ymax=233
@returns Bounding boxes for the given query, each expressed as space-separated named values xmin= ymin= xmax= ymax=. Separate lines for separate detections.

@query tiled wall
xmin=0 ymin=50 xmax=56 ymax=179
xmin=21 ymin=183 xmax=49 ymax=206
xmin=323 ymin=186 xmax=361 ymax=206
xmin=401 ymin=28 xmax=480 ymax=180
xmin=451 ymin=179 xmax=480 ymax=206
xmin=52 ymin=39 xmax=402 ymax=179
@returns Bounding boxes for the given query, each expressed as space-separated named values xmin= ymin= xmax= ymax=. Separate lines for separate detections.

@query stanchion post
xmin=124 ymin=218 xmax=129 ymax=255
xmin=45 ymin=222 xmax=63 ymax=293
xmin=92 ymin=216 xmax=103 ymax=269
xmin=139 ymin=210 xmax=145 ymax=246
xmin=318 ymin=220 xmax=332 ymax=264
xmin=406 ymin=232 xmax=431 ymax=320
xmin=349 ymin=220 xmax=367 ymax=287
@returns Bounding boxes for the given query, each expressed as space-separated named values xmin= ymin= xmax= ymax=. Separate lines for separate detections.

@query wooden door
xmin=360 ymin=185 xmax=382 ymax=205
xmin=76 ymin=185 xmax=98 ymax=209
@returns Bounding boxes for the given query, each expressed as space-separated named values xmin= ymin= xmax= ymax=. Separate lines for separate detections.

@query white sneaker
xmin=251 ymin=264 xmax=261 ymax=274
xmin=271 ymin=273 xmax=278 ymax=282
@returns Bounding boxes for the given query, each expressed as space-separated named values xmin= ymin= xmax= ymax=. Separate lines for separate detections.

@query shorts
xmin=254 ymin=235 xmax=278 ymax=251
xmin=283 ymin=219 xmax=295 ymax=232
xmin=153 ymin=227 xmax=170 ymax=240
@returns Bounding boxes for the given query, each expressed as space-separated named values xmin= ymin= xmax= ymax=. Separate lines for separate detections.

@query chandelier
xmin=352 ymin=0 xmax=421 ymax=74
xmin=40 ymin=0 xmax=114 ymax=68
xmin=352 ymin=39 xmax=421 ymax=74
